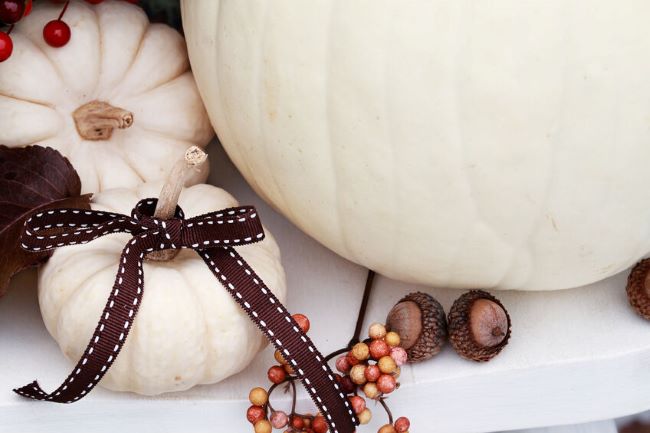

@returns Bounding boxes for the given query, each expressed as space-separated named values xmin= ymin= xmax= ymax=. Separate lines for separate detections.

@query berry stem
xmin=58 ymin=0 xmax=70 ymax=20
xmin=379 ymin=397 xmax=394 ymax=425
xmin=265 ymin=376 xmax=294 ymax=414
xmin=289 ymin=379 xmax=297 ymax=416
xmin=348 ymin=269 xmax=375 ymax=349
xmin=324 ymin=347 xmax=349 ymax=362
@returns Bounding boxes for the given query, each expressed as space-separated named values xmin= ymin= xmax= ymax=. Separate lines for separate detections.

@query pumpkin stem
xmin=146 ymin=146 xmax=208 ymax=262
xmin=73 ymin=100 xmax=134 ymax=141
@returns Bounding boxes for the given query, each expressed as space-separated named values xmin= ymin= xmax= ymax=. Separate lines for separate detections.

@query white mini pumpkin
xmin=38 ymin=181 xmax=286 ymax=395
xmin=0 ymin=0 xmax=214 ymax=194
xmin=182 ymin=0 xmax=650 ymax=291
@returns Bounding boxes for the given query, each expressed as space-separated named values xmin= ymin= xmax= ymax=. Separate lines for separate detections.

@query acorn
xmin=386 ymin=292 xmax=447 ymax=363
xmin=448 ymin=290 xmax=511 ymax=362
xmin=626 ymin=259 xmax=650 ymax=320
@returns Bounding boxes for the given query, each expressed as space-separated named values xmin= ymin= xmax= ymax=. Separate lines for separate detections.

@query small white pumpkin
xmin=0 ymin=0 xmax=214 ymax=194
xmin=38 ymin=181 xmax=286 ymax=395
xmin=182 ymin=0 xmax=650 ymax=291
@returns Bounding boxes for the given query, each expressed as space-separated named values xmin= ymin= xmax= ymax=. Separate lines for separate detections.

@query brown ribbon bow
xmin=16 ymin=199 xmax=357 ymax=433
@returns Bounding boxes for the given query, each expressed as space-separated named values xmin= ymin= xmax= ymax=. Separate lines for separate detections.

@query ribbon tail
xmin=200 ymin=247 xmax=358 ymax=433
xmin=14 ymin=237 xmax=150 ymax=403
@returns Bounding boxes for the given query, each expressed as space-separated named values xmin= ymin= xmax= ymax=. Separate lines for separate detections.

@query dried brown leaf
xmin=0 ymin=146 xmax=91 ymax=296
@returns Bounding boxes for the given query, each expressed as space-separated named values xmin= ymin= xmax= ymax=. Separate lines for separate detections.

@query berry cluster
xmin=246 ymin=316 xmax=411 ymax=433
xmin=333 ymin=323 xmax=410 ymax=433
xmin=0 ymin=0 xmax=31 ymax=61
xmin=0 ymin=0 xmax=139 ymax=63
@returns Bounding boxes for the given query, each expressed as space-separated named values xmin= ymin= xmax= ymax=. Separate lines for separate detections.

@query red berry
xmin=292 ymin=313 xmax=310 ymax=333
xmin=267 ymin=365 xmax=286 ymax=384
xmin=376 ymin=374 xmax=397 ymax=394
xmin=337 ymin=374 xmax=356 ymax=394
xmin=290 ymin=415 xmax=304 ymax=430
xmin=124 ymin=0 xmax=139 ymax=3
xmin=43 ymin=20 xmax=71 ymax=48
xmin=0 ymin=31 xmax=12 ymax=62
xmin=369 ymin=339 xmax=391 ymax=360
xmin=84 ymin=0 xmax=103 ymax=3
xmin=346 ymin=352 xmax=360 ymax=366
xmin=0 ymin=0 xmax=25 ymax=24
xmin=22 ymin=0 xmax=30 ymax=16
xmin=349 ymin=395 xmax=366 ymax=414
xmin=312 ymin=415 xmax=328 ymax=433
xmin=394 ymin=416 xmax=410 ymax=433
xmin=335 ymin=355 xmax=351 ymax=374
xmin=246 ymin=405 xmax=266 ymax=424
xmin=364 ymin=364 xmax=381 ymax=382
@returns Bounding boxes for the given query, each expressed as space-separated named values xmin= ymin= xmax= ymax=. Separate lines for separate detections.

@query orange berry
xmin=254 ymin=419 xmax=272 ymax=433
xmin=274 ymin=350 xmax=288 ymax=365
xmin=284 ymin=363 xmax=295 ymax=375
xmin=385 ymin=331 xmax=401 ymax=347
xmin=350 ymin=364 xmax=367 ymax=385
xmin=369 ymin=322 xmax=387 ymax=339
xmin=358 ymin=408 xmax=372 ymax=424
xmin=351 ymin=342 xmax=370 ymax=361
xmin=363 ymin=382 xmax=380 ymax=399
xmin=378 ymin=424 xmax=397 ymax=433
xmin=378 ymin=355 xmax=397 ymax=374
xmin=248 ymin=387 xmax=268 ymax=406
xmin=292 ymin=313 xmax=310 ymax=333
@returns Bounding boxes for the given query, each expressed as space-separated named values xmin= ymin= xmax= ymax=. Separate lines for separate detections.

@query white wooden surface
xmin=1 ymin=140 xmax=650 ymax=433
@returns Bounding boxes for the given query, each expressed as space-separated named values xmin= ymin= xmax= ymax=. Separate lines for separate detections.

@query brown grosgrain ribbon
xmin=16 ymin=199 xmax=357 ymax=433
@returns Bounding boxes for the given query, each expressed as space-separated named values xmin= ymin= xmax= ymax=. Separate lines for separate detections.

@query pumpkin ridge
xmin=111 ymin=21 xmax=149 ymax=99
xmin=12 ymin=31 xmax=67 ymax=96
xmin=325 ymin=1 xmax=351 ymax=259
xmin=50 ymin=257 xmax=117 ymax=340
xmin=176 ymin=260 xmax=212 ymax=381
xmin=0 ymin=92 xmax=57 ymax=110
xmin=254 ymin=4 xmax=299 ymax=227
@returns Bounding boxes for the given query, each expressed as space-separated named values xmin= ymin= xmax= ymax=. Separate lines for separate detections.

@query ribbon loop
xmin=15 ymin=199 xmax=358 ymax=433
xmin=181 ymin=206 xmax=265 ymax=249
xmin=21 ymin=208 xmax=139 ymax=252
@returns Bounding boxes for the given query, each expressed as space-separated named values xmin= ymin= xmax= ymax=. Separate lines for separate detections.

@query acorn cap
xmin=386 ymin=292 xmax=447 ymax=363
xmin=448 ymin=290 xmax=511 ymax=362
xmin=626 ymin=258 xmax=650 ymax=320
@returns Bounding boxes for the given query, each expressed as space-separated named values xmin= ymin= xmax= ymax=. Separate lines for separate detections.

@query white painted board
xmin=1 ymin=140 xmax=650 ymax=433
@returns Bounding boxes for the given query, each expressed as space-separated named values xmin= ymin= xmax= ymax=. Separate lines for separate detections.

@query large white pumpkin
xmin=39 ymin=181 xmax=286 ymax=395
xmin=0 ymin=0 xmax=214 ymax=194
xmin=182 ymin=0 xmax=650 ymax=291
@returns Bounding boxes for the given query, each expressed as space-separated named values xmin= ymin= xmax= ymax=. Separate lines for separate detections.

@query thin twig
xmin=324 ymin=347 xmax=349 ymax=362
xmin=266 ymin=376 xmax=296 ymax=414
xmin=348 ymin=270 xmax=375 ymax=348
xmin=290 ymin=379 xmax=297 ymax=416
xmin=379 ymin=397 xmax=394 ymax=425
xmin=58 ymin=0 xmax=70 ymax=20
